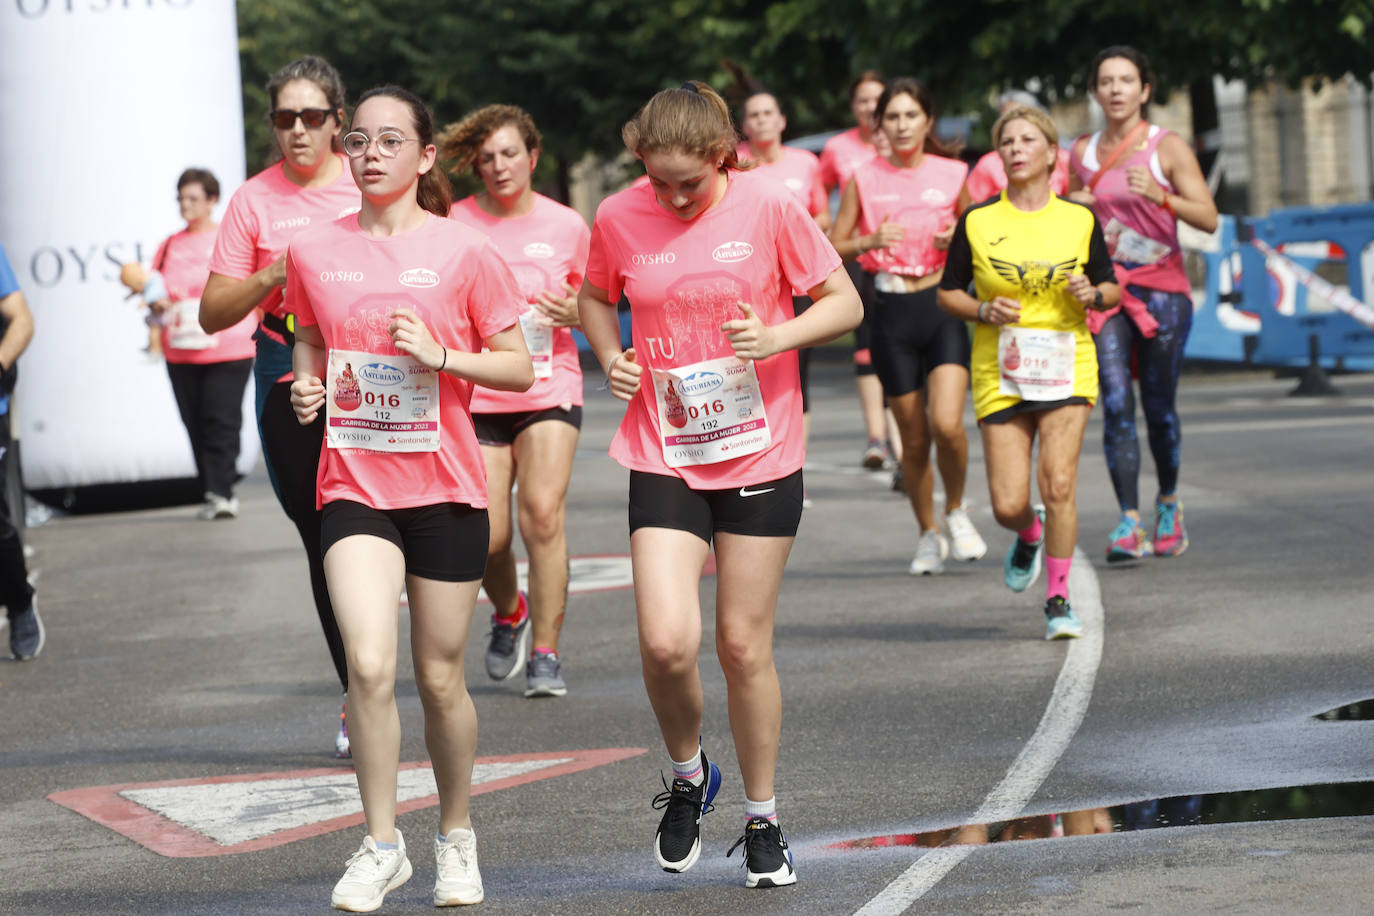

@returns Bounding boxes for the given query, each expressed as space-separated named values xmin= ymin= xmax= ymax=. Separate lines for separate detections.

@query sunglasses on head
xmin=268 ymin=107 xmax=335 ymax=130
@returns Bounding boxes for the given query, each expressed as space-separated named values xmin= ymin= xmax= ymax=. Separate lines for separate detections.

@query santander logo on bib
xmin=711 ymin=241 xmax=754 ymax=263
xmin=399 ymin=267 xmax=440 ymax=288
xmin=523 ymin=242 xmax=555 ymax=259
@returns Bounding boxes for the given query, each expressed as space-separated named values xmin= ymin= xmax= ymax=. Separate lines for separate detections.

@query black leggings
xmin=258 ymin=380 xmax=348 ymax=690
xmin=166 ymin=358 xmax=252 ymax=499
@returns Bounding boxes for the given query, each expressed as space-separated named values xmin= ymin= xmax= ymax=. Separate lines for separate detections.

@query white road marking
xmin=853 ymin=548 xmax=1106 ymax=915
xmin=121 ymin=758 xmax=568 ymax=847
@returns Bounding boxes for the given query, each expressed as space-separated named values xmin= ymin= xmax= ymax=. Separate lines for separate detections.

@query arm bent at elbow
xmin=200 ymin=257 xmax=285 ymax=333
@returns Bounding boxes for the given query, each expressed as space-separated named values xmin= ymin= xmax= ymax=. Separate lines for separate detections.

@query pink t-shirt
xmin=153 ymin=226 xmax=256 ymax=364
xmin=449 ymin=194 xmax=591 ymax=413
xmin=287 ymin=214 xmax=524 ymax=511
xmin=965 ymin=148 xmax=1072 ymax=203
xmin=853 ymin=154 xmax=968 ymax=277
xmin=585 ymin=169 xmax=840 ymax=489
xmin=737 ymin=145 xmax=828 ymax=218
xmin=209 ymin=155 xmax=361 ymax=378
xmin=1070 ymin=126 xmax=1180 ymax=256
xmin=819 ymin=127 xmax=879 ymax=192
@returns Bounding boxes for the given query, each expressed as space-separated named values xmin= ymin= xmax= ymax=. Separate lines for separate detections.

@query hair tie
xmin=681 ymin=81 xmax=700 ymax=94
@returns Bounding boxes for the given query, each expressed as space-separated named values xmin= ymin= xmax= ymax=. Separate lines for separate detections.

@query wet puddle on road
xmin=830 ymin=782 xmax=1374 ymax=851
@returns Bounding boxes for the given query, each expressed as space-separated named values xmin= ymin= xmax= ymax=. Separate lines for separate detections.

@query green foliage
xmin=235 ymin=0 xmax=1374 ymax=190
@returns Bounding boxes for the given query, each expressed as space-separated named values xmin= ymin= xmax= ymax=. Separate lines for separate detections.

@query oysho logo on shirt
xmin=523 ymin=242 xmax=555 ymax=259
xmin=712 ymin=241 xmax=754 ymax=263
xmin=271 ymin=215 xmax=310 ymax=231
xmin=359 ymin=362 xmax=406 ymax=386
xmin=631 ymin=252 xmax=676 ymax=265
xmin=399 ymin=267 xmax=440 ymax=288
xmin=319 ymin=270 xmax=364 ymax=282
xmin=920 ymin=188 xmax=949 ymax=205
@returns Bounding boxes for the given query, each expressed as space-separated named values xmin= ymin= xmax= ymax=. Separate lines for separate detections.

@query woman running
xmin=820 ymin=70 xmax=896 ymax=471
xmin=288 ymin=85 xmax=531 ymax=911
xmin=143 ymin=168 xmax=257 ymax=520
xmin=965 ymin=91 xmax=1073 ymax=204
xmin=1067 ymin=45 xmax=1217 ymax=561
xmin=441 ymin=105 xmax=591 ymax=698
xmin=830 ymin=77 xmax=987 ymax=575
xmin=939 ymin=105 xmax=1120 ymax=639
xmin=579 ymin=81 xmax=860 ymax=889
xmin=200 ymin=56 xmax=360 ymax=756
xmin=739 ymin=89 xmax=829 ymax=498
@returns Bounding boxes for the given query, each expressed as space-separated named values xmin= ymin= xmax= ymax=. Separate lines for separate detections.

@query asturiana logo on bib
xmin=399 ymin=267 xmax=440 ymax=288
xmin=360 ymin=362 xmax=406 ymax=386
xmin=712 ymin=241 xmax=754 ymax=263
xmin=319 ymin=270 xmax=364 ymax=282
xmin=679 ymin=370 xmax=724 ymax=396
xmin=523 ymin=242 xmax=555 ymax=259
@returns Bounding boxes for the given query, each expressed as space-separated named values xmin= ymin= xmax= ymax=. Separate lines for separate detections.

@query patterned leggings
xmin=1095 ymin=287 xmax=1193 ymax=513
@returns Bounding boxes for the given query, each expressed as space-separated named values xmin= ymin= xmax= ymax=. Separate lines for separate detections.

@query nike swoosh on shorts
xmin=739 ymin=487 xmax=776 ymax=497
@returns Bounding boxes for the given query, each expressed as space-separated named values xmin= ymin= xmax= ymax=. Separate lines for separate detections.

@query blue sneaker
xmin=1003 ymin=509 xmax=1044 ymax=593
xmin=652 ymin=750 xmax=723 ymax=873
xmin=1044 ymin=596 xmax=1083 ymax=640
xmin=1106 ymin=515 xmax=1151 ymax=562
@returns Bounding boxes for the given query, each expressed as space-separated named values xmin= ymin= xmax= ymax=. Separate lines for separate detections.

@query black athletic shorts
xmin=980 ymin=397 xmax=1093 ymax=425
xmin=848 ymin=262 xmax=877 ymax=376
xmin=870 ymin=286 xmax=971 ymax=397
xmin=628 ymin=469 xmax=804 ymax=543
xmin=321 ymin=500 xmax=489 ymax=582
xmin=473 ymin=404 xmax=583 ymax=446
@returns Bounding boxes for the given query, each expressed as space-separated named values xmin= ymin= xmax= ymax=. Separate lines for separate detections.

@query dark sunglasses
xmin=268 ymin=108 xmax=335 ymax=130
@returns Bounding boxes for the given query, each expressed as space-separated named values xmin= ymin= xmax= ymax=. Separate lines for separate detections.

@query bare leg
xmin=980 ymin=415 xmax=1037 ymax=532
xmin=713 ymin=531 xmax=793 ymax=802
xmin=631 ymin=527 xmax=711 ymax=763
xmin=479 ymin=444 xmax=519 ymax=617
xmin=408 ymin=574 xmax=483 ymax=835
xmin=324 ymin=535 xmax=406 ymax=843
xmin=925 ymin=364 xmax=971 ymax=511
xmin=512 ymin=420 xmax=579 ymax=651
xmin=1034 ymin=405 xmax=1091 ymax=558
xmin=888 ymin=390 xmax=936 ymax=531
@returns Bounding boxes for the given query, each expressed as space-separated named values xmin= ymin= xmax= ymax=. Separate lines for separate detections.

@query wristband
xmin=976 ymin=301 xmax=989 ymax=323
xmin=438 ymin=347 xmax=447 ymax=372
xmin=1093 ymin=289 xmax=1104 ymax=310
xmin=1160 ymin=193 xmax=1175 ymax=218
xmin=599 ymin=352 xmax=624 ymax=392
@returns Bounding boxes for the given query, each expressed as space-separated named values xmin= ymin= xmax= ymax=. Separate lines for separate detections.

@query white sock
xmin=671 ymin=749 xmax=704 ymax=786
xmin=745 ymin=796 xmax=777 ymax=824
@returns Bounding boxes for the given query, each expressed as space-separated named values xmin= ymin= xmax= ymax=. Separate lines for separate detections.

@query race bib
xmin=166 ymin=298 xmax=215 ymax=351
xmin=326 ymin=348 xmax=439 ymax=452
xmin=518 ymin=307 xmax=554 ymax=380
xmin=652 ymin=355 xmax=770 ymax=468
xmin=1103 ymin=217 xmax=1171 ymax=265
xmin=998 ymin=326 xmax=1076 ymax=401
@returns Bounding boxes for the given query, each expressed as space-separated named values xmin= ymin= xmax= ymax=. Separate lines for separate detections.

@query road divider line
xmin=853 ymin=547 xmax=1105 ymax=915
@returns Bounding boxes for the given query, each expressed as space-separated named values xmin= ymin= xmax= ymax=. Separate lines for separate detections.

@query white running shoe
xmin=331 ymin=831 xmax=412 ymax=912
xmin=946 ymin=506 xmax=988 ymax=562
xmin=908 ymin=530 xmax=949 ymax=575
xmin=198 ymin=493 xmax=238 ymax=520
xmin=434 ymin=827 xmax=484 ymax=906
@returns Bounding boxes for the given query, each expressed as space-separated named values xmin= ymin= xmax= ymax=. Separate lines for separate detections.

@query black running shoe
xmin=727 ymin=816 xmax=796 ymax=888
xmin=651 ymin=751 xmax=722 ymax=872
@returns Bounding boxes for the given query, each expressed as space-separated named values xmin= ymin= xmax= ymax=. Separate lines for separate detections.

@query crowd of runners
xmin=78 ymin=42 xmax=1217 ymax=909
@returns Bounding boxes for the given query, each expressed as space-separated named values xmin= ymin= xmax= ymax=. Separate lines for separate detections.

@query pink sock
xmin=1045 ymin=555 xmax=1071 ymax=599
xmin=1018 ymin=516 xmax=1043 ymax=544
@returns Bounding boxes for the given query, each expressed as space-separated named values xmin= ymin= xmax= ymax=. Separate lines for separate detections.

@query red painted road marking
xmin=48 ymin=747 xmax=645 ymax=858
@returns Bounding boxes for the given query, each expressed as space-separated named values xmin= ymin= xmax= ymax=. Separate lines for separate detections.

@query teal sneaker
xmin=1003 ymin=508 xmax=1044 ymax=593
xmin=1152 ymin=499 xmax=1189 ymax=557
xmin=1043 ymin=596 xmax=1083 ymax=640
xmin=1106 ymin=515 xmax=1151 ymax=562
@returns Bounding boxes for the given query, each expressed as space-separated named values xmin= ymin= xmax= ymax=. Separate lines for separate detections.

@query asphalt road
xmin=2 ymin=362 xmax=1371 ymax=915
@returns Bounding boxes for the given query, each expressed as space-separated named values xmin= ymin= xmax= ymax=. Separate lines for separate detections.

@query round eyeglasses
xmin=342 ymin=130 xmax=419 ymax=158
